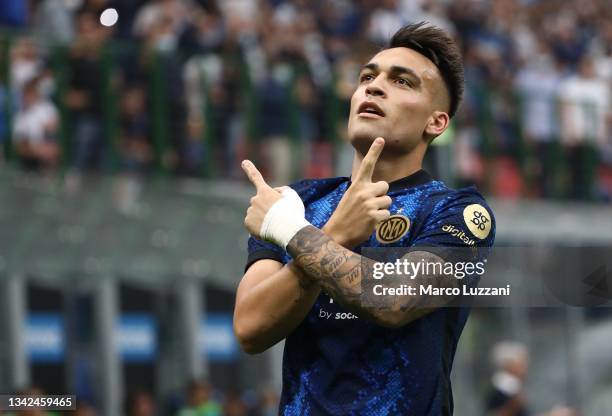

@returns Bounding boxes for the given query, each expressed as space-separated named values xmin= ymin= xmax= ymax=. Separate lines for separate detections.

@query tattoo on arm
xmin=286 ymin=226 xmax=458 ymax=326
xmin=288 ymin=226 xmax=364 ymax=305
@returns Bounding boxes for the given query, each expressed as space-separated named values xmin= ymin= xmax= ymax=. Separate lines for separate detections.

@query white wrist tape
xmin=260 ymin=187 xmax=310 ymax=249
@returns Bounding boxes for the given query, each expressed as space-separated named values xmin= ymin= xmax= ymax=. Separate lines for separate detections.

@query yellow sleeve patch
xmin=463 ymin=204 xmax=492 ymax=240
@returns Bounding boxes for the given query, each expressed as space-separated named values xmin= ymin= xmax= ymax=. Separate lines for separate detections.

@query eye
xmin=396 ymin=78 xmax=411 ymax=87
xmin=360 ymin=74 xmax=374 ymax=83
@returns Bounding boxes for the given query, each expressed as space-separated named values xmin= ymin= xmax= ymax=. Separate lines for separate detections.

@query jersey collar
xmin=387 ymin=169 xmax=432 ymax=192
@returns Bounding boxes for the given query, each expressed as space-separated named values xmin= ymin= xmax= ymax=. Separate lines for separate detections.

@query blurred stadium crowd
xmin=0 ymin=0 xmax=610 ymax=200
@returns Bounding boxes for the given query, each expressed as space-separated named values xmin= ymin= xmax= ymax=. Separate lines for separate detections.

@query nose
xmin=365 ymin=75 xmax=386 ymax=98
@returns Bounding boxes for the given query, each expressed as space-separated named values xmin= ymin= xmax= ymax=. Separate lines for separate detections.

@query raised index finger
xmin=355 ymin=137 xmax=385 ymax=182
xmin=241 ymin=160 xmax=269 ymax=192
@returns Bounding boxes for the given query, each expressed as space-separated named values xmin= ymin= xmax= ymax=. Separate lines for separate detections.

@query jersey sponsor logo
xmin=442 ymin=224 xmax=476 ymax=246
xmin=376 ymin=214 xmax=410 ymax=244
xmin=463 ymin=204 xmax=492 ymax=239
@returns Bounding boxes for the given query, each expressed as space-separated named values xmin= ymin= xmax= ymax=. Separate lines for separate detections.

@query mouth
xmin=357 ymin=101 xmax=385 ymax=119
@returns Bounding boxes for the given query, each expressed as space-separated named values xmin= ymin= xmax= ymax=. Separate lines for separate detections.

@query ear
xmin=424 ymin=111 xmax=450 ymax=140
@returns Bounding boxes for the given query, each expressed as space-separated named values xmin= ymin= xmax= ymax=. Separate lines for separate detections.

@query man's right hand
xmin=323 ymin=137 xmax=392 ymax=248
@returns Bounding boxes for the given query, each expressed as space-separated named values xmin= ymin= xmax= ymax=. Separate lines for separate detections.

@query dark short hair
xmin=388 ymin=22 xmax=464 ymax=118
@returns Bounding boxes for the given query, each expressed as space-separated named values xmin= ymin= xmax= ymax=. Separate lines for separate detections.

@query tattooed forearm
xmin=286 ymin=226 xmax=459 ymax=327
xmin=287 ymin=226 xmax=389 ymax=322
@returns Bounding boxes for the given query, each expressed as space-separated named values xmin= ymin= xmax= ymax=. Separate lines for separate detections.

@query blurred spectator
xmin=514 ymin=40 xmax=562 ymax=198
xmin=125 ymin=390 xmax=156 ymax=416
xmin=182 ymin=53 xmax=213 ymax=174
xmin=10 ymin=38 xmax=43 ymax=95
xmin=66 ymin=10 xmax=108 ymax=171
xmin=367 ymin=0 xmax=405 ymax=44
xmin=486 ymin=341 xmax=529 ymax=416
xmin=548 ymin=13 xmax=589 ymax=68
xmin=592 ymin=22 xmax=611 ymax=82
xmin=318 ymin=0 xmax=363 ymax=39
xmin=254 ymin=53 xmax=294 ymax=184
xmin=558 ymin=55 xmax=610 ymax=200
xmin=183 ymin=49 xmax=242 ymax=176
xmin=176 ymin=379 xmax=221 ymax=416
xmin=119 ymin=84 xmax=152 ymax=173
xmin=404 ymin=0 xmax=455 ymax=35
xmin=133 ymin=0 xmax=191 ymax=43
xmin=216 ymin=0 xmax=258 ymax=31
xmin=294 ymin=73 xmax=323 ymax=173
xmin=454 ymin=118 xmax=485 ymax=188
xmin=179 ymin=7 xmax=225 ymax=54
xmin=12 ymin=77 xmax=59 ymax=171
xmin=135 ymin=1 xmax=189 ymax=174
xmin=32 ymin=0 xmax=76 ymax=45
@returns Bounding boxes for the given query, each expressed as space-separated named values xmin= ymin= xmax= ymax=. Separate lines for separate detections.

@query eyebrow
xmin=361 ymin=63 xmax=422 ymax=87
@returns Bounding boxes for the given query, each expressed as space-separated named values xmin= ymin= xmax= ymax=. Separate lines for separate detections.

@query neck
xmin=350 ymin=146 xmax=425 ymax=183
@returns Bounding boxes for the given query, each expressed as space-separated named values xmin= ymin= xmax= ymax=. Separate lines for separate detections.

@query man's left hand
xmin=241 ymin=160 xmax=284 ymax=237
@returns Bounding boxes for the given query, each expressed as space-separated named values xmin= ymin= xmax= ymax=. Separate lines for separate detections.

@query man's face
xmin=347 ymin=47 xmax=447 ymax=155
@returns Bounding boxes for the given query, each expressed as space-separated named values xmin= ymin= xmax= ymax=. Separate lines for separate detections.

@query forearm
xmin=287 ymin=226 xmax=450 ymax=327
xmin=234 ymin=261 xmax=320 ymax=353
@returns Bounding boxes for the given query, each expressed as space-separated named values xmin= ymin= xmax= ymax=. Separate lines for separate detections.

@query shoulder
xmin=432 ymin=185 xmax=495 ymax=231
xmin=414 ymin=183 xmax=495 ymax=247
xmin=399 ymin=180 xmax=492 ymax=216
xmin=432 ymin=185 xmax=494 ymax=217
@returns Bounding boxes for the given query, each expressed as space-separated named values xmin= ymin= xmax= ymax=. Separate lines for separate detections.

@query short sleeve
xmin=244 ymin=235 xmax=286 ymax=272
xmin=411 ymin=189 xmax=495 ymax=263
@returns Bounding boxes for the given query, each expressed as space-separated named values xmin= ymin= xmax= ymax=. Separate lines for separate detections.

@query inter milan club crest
xmin=376 ymin=214 xmax=411 ymax=244
xmin=462 ymin=204 xmax=492 ymax=239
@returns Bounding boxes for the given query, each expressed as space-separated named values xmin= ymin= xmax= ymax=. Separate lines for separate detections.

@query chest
xmin=302 ymin=190 xmax=432 ymax=250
